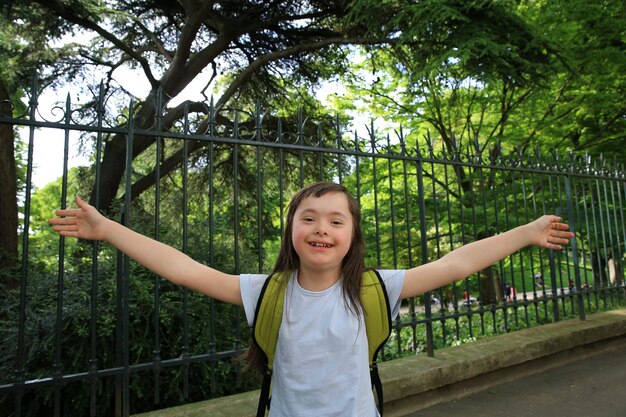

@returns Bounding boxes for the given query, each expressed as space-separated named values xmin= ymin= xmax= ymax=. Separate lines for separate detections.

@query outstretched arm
xmin=49 ymin=197 xmax=242 ymax=305
xmin=401 ymin=215 xmax=574 ymax=299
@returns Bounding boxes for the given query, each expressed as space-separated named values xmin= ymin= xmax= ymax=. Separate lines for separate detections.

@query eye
xmin=331 ymin=219 xmax=344 ymax=226
xmin=302 ymin=216 xmax=315 ymax=223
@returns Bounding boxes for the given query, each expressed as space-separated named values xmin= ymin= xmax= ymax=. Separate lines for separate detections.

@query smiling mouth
xmin=309 ymin=242 xmax=333 ymax=248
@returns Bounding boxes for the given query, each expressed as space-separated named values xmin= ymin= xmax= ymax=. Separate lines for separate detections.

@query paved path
xmin=407 ymin=345 xmax=626 ymax=417
xmin=405 ymin=287 xmax=576 ymax=314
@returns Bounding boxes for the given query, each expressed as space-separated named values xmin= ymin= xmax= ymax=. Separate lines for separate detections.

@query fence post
xmin=416 ymin=159 xmax=434 ymax=357
xmin=564 ymin=175 xmax=586 ymax=320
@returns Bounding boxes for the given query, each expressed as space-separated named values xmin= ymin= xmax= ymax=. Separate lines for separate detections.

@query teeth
xmin=310 ymin=242 xmax=332 ymax=248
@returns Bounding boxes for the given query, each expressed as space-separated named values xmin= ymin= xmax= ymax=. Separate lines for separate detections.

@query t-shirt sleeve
xmin=377 ymin=269 xmax=406 ymax=320
xmin=239 ymin=273 xmax=269 ymax=327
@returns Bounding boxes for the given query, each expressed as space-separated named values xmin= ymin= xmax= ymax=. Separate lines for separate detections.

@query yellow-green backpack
xmin=252 ymin=269 xmax=392 ymax=416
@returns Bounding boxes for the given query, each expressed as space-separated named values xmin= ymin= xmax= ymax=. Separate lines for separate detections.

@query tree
xmin=19 ymin=0 xmax=387 ymax=212
xmin=518 ymin=0 xmax=626 ymax=156
xmin=0 ymin=1 xmax=74 ymax=277
xmin=19 ymin=0 xmax=568 ymax=214
xmin=335 ymin=0 xmax=625 ymax=302
xmin=338 ymin=0 xmax=564 ymax=302
xmin=0 ymin=79 xmax=17 ymax=276
xmin=342 ymin=0 xmax=625 ymax=158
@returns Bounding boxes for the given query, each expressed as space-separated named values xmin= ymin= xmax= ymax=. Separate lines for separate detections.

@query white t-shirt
xmin=240 ymin=269 xmax=405 ymax=417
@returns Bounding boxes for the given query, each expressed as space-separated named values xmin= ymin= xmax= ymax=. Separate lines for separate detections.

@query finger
xmin=547 ymin=236 xmax=571 ymax=246
xmin=58 ymin=230 xmax=79 ymax=238
xmin=75 ymin=196 xmax=91 ymax=210
xmin=551 ymin=230 xmax=575 ymax=239
xmin=49 ymin=217 xmax=78 ymax=225
xmin=54 ymin=208 xmax=83 ymax=217
xmin=51 ymin=224 xmax=79 ymax=232
xmin=551 ymin=222 xmax=570 ymax=230
xmin=545 ymin=237 xmax=568 ymax=249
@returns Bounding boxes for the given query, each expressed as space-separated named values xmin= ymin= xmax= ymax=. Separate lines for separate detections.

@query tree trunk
xmin=476 ymin=230 xmax=502 ymax=304
xmin=0 ymin=78 xmax=19 ymax=287
xmin=89 ymin=96 xmax=160 ymax=212
xmin=478 ymin=265 xmax=502 ymax=304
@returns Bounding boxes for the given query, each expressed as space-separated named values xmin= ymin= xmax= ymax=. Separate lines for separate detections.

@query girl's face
xmin=291 ymin=192 xmax=354 ymax=277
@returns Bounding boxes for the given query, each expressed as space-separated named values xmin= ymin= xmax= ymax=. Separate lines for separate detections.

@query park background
xmin=1 ymin=1 xmax=625 ymax=416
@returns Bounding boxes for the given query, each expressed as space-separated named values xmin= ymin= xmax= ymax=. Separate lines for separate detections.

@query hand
xmin=49 ymin=197 xmax=110 ymax=241
xmin=528 ymin=215 xmax=575 ymax=250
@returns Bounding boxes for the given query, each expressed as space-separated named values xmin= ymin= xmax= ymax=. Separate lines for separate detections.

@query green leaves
xmin=342 ymin=0 xmax=625 ymax=161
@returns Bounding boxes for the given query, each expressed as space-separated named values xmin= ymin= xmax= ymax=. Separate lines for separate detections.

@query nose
xmin=315 ymin=226 xmax=328 ymax=235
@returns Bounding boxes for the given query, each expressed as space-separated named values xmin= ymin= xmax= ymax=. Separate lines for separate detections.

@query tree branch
xmin=38 ymin=0 xmax=160 ymax=88
xmin=215 ymin=36 xmax=395 ymax=110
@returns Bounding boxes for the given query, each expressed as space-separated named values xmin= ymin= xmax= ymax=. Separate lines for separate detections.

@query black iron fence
xmin=1 ymin=79 xmax=625 ymax=416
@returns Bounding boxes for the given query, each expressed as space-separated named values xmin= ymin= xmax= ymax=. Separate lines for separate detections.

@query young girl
xmin=49 ymin=181 xmax=574 ymax=417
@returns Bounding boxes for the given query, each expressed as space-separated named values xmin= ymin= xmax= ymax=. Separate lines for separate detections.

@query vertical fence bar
xmin=615 ymin=169 xmax=626 ymax=302
xmin=355 ymin=131 xmax=361 ymax=210
xmin=277 ymin=118 xmax=285 ymax=242
xmin=255 ymin=102 xmax=264 ymax=273
xmin=399 ymin=132 xmax=418 ymax=351
xmin=564 ymin=161 xmax=577 ymax=310
xmin=256 ymin=143 xmax=263 ymax=273
xmin=444 ymin=160 xmax=462 ymax=336
xmin=588 ymin=166 xmax=607 ymax=307
xmin=208 ymin=121 xmax=217 ymax=391
xmin=152 ymin=88 xmax=164 ymax=408
xmin=511 ymin=169 xmax=531 ymax=325
xmin=90 ymin=82 xmax=105 ymax=417
xmin=520 ymin=164 xmax=540 ymax=324
xmin=121 ymin=99 xmax=135 ymax=417
xmin=386 ymin=134 xmax=398 ymax=269
xmin=501 ymin=165 xmax=521 ymax=327
xmin=297 ymin=108 xmax=305 ymax=189
xmin=355 ymin=130 xmax=363 ymax=271
xmin=545 ymin=173 xmax=560 ymax=322
xmin=571 ymin=171 xmax=590 ymax=310
xmin=582 ymin=174 xmax=600 ymax=309
xmin=597 ymin=167 xmax=611 ymax=303
xmin=53 ymin=94 xmax=72 ymax=417
xmin=429 ymin=150 xmax=446 ymax=344
xmin=369 ymin=123 xmax=382 ymax=267
xmin=451 ymin=149 xmax=475 ymax=339
xmin=416 ymin=158 xmax=434 ymax=357
xmin=14 ymin=76 xmax=39 ymax=417
xmin=479 ymin=151 xmax=498 ymax=333
xmin=318 ymin=125 xmax=324 ymax=180
xmin=233 ymin=136 xmax=242 ymax=388
xmin=608 ymin=176 xmax=623 ymax=304
xmin=531 ymin=152 xmax=549 ymax=319
xmin=601 ymin=168 xmax=617 ymax=304
xmin=564 ymin=176 xmax=585 ymax=320
xmin=602 ymin=166 xmax=616 ymax=304
xmin=278 ymin=135 xmax=284 ymax=238
xmin=181 ymin=118 xmax=191 ymax=398
xmin=115 ymin=236 xmax=123 ymax=416
xmin=152 ymin=131 xmax=162 ymax=405
xmin=523 ymin=167 xmax=539 ymax=321
xmin=491 ymin=161 xmax=510 ymax=331
xmin=556 ymin=174 xmax=571 ymax=316
xmin=336 ymin=116 xmax=343 ymax=183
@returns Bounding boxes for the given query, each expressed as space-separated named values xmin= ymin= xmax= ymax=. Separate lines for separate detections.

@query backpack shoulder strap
xmin=252 ymin=272 xmax=288 ymax=370
xmin=361 ymin=269 xmax=392 ymax=364
xmin=251 ymin=272 xmax=288 ymax=417
xmin=361 ymin=269 xmax=392 ymax=416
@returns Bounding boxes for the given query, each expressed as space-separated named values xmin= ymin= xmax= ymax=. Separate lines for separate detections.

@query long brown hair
xmin=241 ymin=181 xmax=366 ymax=373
